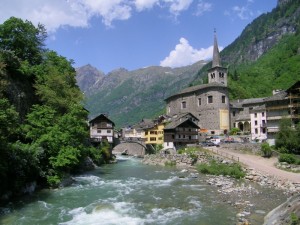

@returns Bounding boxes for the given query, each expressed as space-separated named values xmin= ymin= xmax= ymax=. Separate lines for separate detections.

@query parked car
xmin=200 ymin=141 xmax=220 ymax=147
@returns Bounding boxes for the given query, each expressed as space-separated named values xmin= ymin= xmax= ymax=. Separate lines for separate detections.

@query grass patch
xmin=164 ymin=160 xmax=176 ymax=167
xmin=196 ymin=160 xmax=245 ymax=179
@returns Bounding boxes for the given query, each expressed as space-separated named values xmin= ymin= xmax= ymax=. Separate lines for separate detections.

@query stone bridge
xmin=112 ymin=139 xmax=155 ymax=157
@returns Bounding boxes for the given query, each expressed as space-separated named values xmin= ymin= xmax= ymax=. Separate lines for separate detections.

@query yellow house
xmin=144 ymin=123 xmax=165 ymax=145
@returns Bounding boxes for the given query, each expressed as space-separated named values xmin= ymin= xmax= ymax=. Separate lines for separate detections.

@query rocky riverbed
xmin=142 ymin=152 xmax=300 ymax=225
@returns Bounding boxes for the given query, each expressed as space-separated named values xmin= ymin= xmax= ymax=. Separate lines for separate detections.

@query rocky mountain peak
xmin=75 ymin=64 xmax=105 ymax=94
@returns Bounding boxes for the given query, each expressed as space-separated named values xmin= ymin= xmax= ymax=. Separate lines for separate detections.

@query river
xmin=0 ymin=156 xmax=286 ymax=225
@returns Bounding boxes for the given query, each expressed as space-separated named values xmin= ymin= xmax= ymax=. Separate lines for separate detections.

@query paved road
xmin=208 ymin=146 xmax=300 ymax=183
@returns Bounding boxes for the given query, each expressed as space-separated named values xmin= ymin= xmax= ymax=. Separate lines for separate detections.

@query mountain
xmin=76 ymin=64 xmax=105 ymax=94
xmin=77 ymin=61 xmax=206 ymax=127
xmin=192 ymin=0 xmax=300 ymax=99
xmin=78 ymin=0 xmax=300 ymax=128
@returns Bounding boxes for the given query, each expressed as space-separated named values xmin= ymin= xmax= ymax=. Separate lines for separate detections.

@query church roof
xmin=212 ymin=31 xmax=221 ymax=68
xmin=165 ymin=82 xmax=226 ymax=101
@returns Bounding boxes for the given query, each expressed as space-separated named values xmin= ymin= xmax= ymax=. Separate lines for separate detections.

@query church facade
xmin=165 ymin=32 xmax=230 ymax=135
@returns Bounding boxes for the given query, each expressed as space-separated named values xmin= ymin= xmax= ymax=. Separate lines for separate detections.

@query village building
xmin=264 ymin=81 xmax=300 ymax=145
xmin=165 ymin=31 xmax=230 ymax=135
xmin=250 ymin=105 xmax=267 ymax=141
xmin=230 ymin=98 xmax=265 ymax=134
xmin=163 ymin=113 xmax=200 ymax=149
xmin=89 ymin=114 xmax=115 ymax=146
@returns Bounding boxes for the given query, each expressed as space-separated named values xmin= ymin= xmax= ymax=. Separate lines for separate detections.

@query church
xmin=165 ymin=32 xmax=230 ymax=135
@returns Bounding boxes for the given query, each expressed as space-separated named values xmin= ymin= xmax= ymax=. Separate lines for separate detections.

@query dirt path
xmin=208 ymin=146 xmax=300 ymax=183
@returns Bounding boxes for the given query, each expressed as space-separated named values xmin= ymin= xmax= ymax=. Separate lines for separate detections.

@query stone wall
xmin=220 ymin=143 xmax=261 ymax=154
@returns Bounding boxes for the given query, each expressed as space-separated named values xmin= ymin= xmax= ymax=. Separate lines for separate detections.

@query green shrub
xmin=279 ymin=153 xmax=297 ymax=164
xmin=229 ymin=127 xmax=241 ymax=135
xmin=261 ymin=142 xmax=272 ymax=158
xmin=290 ymin=212 xmax=300 ymax=225
xmin=164 ymin=160 xmax=176 ymax=167
xmin=196 ymin=160 xmax=245 ymax=179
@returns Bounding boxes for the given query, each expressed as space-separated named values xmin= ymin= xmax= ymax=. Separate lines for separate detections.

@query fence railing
xmin=208 ymin=148 xmax=240 ymax=162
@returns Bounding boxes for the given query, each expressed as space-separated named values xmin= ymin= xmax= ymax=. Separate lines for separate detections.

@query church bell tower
xmin=208 ymin=30 xmax=227 ymax=86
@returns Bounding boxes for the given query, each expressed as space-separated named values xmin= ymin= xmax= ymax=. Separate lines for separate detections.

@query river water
xmin=0 ymin=156 xmax=286 ymax=225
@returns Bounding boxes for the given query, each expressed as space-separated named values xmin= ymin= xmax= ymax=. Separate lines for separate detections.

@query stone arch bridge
xmin=112 ymin=139 xmax=155 ymax=157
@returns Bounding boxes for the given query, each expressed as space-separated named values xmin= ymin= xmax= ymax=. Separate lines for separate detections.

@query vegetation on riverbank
xmin=0 ymin=17 xmax=111 ymax=200
xmin=196 ymin=160 xmax=246 ymax=179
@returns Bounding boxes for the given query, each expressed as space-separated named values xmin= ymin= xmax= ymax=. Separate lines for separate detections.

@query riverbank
xmin=142 ymin=149 xmax=300 ymax=225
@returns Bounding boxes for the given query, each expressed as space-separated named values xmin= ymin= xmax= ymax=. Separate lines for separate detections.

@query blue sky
xmin=0 ymin=0 xmax=277 ymax=74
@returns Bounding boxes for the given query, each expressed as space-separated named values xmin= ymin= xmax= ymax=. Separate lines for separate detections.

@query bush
xmin=196 ymin=160 xmax=245 ymax=179
xmin=229 ymin=127 xmax=241 ymax=135
xmin=164 ymin=160 xmax=176 ymax=167
xmin=290 ymin=212 xmax=300 ymax=225
xmin=261 ymin=142 xmax=272 ymax=158
xmin=279 ymin=153 xmax=298 ymax=164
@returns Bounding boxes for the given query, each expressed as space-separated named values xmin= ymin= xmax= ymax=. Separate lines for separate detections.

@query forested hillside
xmin=0 ymin=17 xmax=107 ymax=201
xmin=192 ymin=0 xmax=300 ymax=98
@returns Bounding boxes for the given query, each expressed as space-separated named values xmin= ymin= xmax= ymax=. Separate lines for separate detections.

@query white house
xmin=250 ymin=105 xmax=267 ymax=142
xmin=89 ymin=114 xmax=115 ymax=144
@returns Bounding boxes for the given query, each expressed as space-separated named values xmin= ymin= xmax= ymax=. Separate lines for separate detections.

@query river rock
xmin=263 ymin=194 xmax=300 ymax=225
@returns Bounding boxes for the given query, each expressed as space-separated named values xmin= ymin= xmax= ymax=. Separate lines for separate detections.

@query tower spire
xmin=212 ymin=29 xmax=221 ymax=67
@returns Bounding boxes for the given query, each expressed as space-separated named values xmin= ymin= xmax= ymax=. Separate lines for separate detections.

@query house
xmin=144 ymin=116 xmax=166 ymax=145
xmin=163 ymin=113 xmax=200 ymax=150
xmin=89 ymin=114 xmax=115 ymax=145
xmin=165 ymin=32 xmax=230 ymax=135
xmin=264 ymin=81 xmax=300 ymax=145
xmin=230 ymin=98 xmax=265 ymax=134
xmin=250 ymin=105 xmax=267 ymax=141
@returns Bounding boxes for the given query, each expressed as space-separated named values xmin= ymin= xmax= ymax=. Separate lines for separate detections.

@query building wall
xmin=166 ymin=86 xmax=229 ymax=134
xmin=145 ymin=123 xmax=164 ymax=145
xmin=250 ymin=111 xmax=267 ymax=141
xmin=90 ymin=117 xmax=114 ymax=144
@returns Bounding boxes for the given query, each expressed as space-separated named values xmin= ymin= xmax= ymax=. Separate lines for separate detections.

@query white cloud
xmin=165 ymin=0 xmax=193 ymax=16
xmin=135 ymin=0 xmax=159 ymax=11
xmin=232 ymin=6 xmax=250 ymax=20
xmin=0 ymin=0 xmax=197 ymax=32
xmin=195 ymin=0 xmax=212 ymax=16
xmin=81 ymin=0 xmax=132 ymax=27
xmin=0 ymin=0 xmax=90 ymax=32
xmin=229 ymin=0 xmax=255 ymax=20
xmin=160 ymin=37 xmax=222 ymax=68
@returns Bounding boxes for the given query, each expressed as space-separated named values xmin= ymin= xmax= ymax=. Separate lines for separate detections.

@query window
xmin=262 ymin=120 xmax=266 ymax=125
xmin=222 ymin=96 xmax=226 ymax=103
xmin=262 ymin=112 xmax=265 ymax=117
xmin=254 ymin=113 xmax=257 ymax=118
xmin=262 ymin=128 xmax=266 ymax=134
xmin=198 ymin=98 xmax=201 ymax=106
xmin=107 ymin=130 xmax=111 ymax=133
xmin=255 ymin=120 xmax=258 ymax=126
xmin=233 ymin=111 xmax=236 ymax=117
xmin=208 ymin=96 xmax=213 ymax=104
xmin=150 ymin=137 xmax=156 ymax=141
xmin=255 ymin=128 xmax=258 ymax=134
xmin=97 ymin=129 xmax=101 ymax=133
xmin=181 ymin=101 xmax=186 ymax=109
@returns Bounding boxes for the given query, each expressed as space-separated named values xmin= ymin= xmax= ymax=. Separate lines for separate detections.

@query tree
xmin=276 ymin=118 xmax=300 ymax=154
xmin=0 ymin=17 xmax=46 ymax=66
xmin=34 ymin=51 xmax=82 ymax=114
